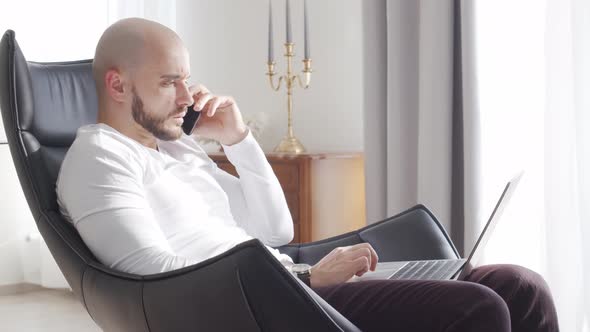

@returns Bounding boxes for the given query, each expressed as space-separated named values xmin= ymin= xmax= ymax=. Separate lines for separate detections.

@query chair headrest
xmin=27 ymin=60 xmax=98 ymax=146
xmin=0 ymin=30 xmax=98 ymax=147
xmin=0 ymin=30 xmax=98 ymax=214
xmin=2 ymin=30 xmax=98 ymax=149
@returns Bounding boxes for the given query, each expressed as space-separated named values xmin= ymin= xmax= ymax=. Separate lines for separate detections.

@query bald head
xmin=93 ymin=18 xmax=184 ymax=97
xmin=92 ymin=18 xmax=193 ymax=148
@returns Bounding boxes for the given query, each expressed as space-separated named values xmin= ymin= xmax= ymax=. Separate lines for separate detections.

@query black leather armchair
xmin=0 ymin=30 xmax=459 ymax=332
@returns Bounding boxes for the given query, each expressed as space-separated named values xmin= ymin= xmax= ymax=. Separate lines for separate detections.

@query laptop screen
xmin=460 ymin=171 xmax=524 ymax=276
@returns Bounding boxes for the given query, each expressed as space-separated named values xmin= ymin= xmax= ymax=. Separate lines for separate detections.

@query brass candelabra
xmin=266 ymin=42 xmax=312 ymax=154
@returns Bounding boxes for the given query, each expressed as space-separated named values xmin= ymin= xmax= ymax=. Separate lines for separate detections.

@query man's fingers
xmin=339 ymin=247 xmax=371 ymax=276
xmin=343 ymin=245 xmax=378 ymax=272
xmin=190 ymin=84 xmax=211 ymax=109
xmin=366 ymin=245 xmax=379 ymax=271
xmin=352 ymin=256 xmax=370 ymax=276
xmin=218 ymin=96 xmax=235 ymax=108
xmin=347 ymin=247 xmax=372 ymax=259
xmin=201 ymin=96 xmax=235 ymax=117
xmin=191 ymin=84 xmax=210 ymax=96
xmin=205 ymin=97 xmax=224 ymax=117
xmin=194 ymin=93 xmax=214 ymax=111
xmin=350 ymin=243 xmax=379 ymax=271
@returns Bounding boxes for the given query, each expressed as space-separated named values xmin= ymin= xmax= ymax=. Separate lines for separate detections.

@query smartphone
xmin=181 ymin=104 xmax=201 ymax=135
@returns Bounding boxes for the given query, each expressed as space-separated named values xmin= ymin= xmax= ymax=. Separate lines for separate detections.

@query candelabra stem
xmin=287 ymin=89 xmax=294 ymax=138
xmin=266 ymin=43 xmax=311 ymax=154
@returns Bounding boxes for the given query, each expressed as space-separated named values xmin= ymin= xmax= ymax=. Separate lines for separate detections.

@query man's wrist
xmin=288 ymin=263 xmax=313 ymax=287
xmin=220 ymin=126 xmax=249 ymax=146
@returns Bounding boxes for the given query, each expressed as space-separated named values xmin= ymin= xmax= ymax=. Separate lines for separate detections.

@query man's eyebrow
xmin=160 ymin=74 xmax=191 ymax=80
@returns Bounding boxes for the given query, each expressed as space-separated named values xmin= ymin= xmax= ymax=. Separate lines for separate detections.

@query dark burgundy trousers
xmin=313 ymin=264 xmax=559 ymax=332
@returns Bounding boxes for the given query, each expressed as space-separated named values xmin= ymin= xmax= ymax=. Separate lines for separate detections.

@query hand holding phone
xmin=181 ymin=104 xmax=201 ymax=135
xmin=183 ymin=86 xmax=248 ymax=145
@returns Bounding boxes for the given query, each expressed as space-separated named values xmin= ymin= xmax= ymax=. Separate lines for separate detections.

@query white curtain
xmin=107 ymin=0 xmax=176 ymax=31
xmin=0 ymin=0 xmax=176 ymax=290
xmin=382 ymin=0 xmax=454 ymax=230
xmin=476 ymin=0 xmax=590 ymax=330
xmin=545 ymin=0 xmax=590 ymax=330
xmin=363 ymin=0 xmax=482 ymax=255
xmin=367 ymin=0 xmax=589 ymax=329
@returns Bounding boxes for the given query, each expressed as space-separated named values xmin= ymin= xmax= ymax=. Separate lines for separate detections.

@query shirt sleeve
xmin=210 ymin=130 xmax=294 ymax=248
xmin=57 ymin=142 xmax=196 ymax=275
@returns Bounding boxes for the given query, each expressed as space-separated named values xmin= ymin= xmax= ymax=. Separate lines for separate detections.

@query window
xmin=475 ymin=0 xmax=547 ymax=272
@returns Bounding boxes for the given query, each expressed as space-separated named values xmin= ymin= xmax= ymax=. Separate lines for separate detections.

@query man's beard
xmin=131 ymin=88 xmax=184 ymax=141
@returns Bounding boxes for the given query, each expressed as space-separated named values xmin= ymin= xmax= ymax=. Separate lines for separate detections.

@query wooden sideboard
xmin=209 ymin=152 xmax=366 ymax=243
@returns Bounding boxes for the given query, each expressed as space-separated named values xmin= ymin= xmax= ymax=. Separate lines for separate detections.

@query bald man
xmin=56 ymin=18 xmax=559 ymax=332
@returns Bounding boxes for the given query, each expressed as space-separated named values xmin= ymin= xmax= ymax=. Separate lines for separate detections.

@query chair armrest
xmin=278 ymin=204 xmax=459 ymax=265
xmin=82 ymin=239 xmax=360 ymax=332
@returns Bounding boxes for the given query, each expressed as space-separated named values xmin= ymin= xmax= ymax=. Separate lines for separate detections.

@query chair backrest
xmin=0 ymin=30 xmax=99 ymax=301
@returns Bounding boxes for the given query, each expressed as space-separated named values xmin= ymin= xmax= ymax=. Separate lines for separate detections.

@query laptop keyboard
xmin=390 ymin=259 xmax=466 ymax=280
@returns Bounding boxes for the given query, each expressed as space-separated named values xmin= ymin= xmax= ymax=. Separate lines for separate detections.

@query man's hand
xmin=189 ymin=84 xmax=249 ymax=146
xmin=310 ymin=243 xmax=379 ymax=288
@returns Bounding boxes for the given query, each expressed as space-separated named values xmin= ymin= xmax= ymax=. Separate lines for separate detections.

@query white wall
xmin=0 ymin=145 xmax=36 ymax=286
xmin=175 ymin=0 xmax=364 ymax=152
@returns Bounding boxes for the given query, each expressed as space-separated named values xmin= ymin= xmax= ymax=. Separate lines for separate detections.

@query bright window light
xmin=475 ymin=0 xmax=547 ymax=273
xmin=0 ymin=1 xmax=109 ymax=61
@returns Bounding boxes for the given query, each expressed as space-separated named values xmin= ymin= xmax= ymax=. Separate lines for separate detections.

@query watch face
xmin=291 ymin=264 xmax=312 ymax=274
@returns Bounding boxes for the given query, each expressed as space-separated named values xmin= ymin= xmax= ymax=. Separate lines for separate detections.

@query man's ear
xmin=104 ymin=69 xmax=128 ymax=102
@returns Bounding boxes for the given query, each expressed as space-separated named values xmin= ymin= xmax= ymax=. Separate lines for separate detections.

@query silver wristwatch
xmin=289 ymin=263 xmax=312 ymax=287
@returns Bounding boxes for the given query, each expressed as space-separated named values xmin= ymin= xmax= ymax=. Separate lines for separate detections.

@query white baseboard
xmin=23 ymin=232 xmax=69 ymax=289
xmin=0 ymin=282 xmax=45 ymax=295
xmin=0 ymin=233 xmax=69 ymax=289
xmin=0 ymin=239 xmax=24 ymax=286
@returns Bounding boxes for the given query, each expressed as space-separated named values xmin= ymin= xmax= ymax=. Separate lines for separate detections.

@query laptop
xmin=350 ymin=172 xmax=523 ymax=282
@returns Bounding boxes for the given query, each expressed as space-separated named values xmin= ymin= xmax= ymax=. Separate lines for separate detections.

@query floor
xmin=0 ymin=286 xmax=101 ymax=332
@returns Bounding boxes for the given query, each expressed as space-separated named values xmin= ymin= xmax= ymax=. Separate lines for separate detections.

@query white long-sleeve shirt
xmin=56 ymin=123 xmax=294 ymax=275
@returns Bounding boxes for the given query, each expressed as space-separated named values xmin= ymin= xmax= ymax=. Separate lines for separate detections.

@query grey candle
xmin=304 ymin=0 xmax=309 ymax=59
xmin=286 ymin=0 xmax=292 ymax=43
xmin=268 ymin=0 xmax=274 ymax=62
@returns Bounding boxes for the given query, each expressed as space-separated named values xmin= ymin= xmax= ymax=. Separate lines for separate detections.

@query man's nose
xmin=177 ymin=83 xmax=194 ymax=107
